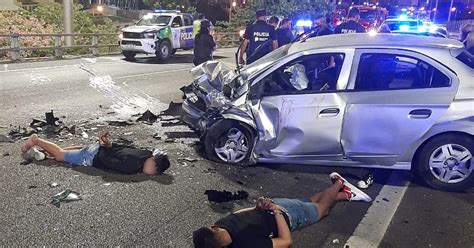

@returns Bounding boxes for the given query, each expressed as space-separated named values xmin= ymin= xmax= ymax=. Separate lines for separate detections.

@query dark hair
xmin=281 ymin=18 xmax=291 ymax=26
xmin=193 ymin=227 xmax=220 ymax=248
xmin=198 ymin=14 xmax=205 ymax=19
xmin=348 ymin=8 xmax=360 ymax=18
xmin=198 ymin=20 xmax=213 ymax=36
xmin=154 ymin=153 xmax=170 ymax=174
xmin=256 ymin=9 xmax=266 ymax=17
xmin=269 ymin=16 xmax=279 ymax=25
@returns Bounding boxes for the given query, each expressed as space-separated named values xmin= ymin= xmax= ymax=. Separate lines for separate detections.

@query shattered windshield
xmin=137 ymin=15 xmax=172 ymax=26
xmin=241 ymin=45 xmax=291 ymax=78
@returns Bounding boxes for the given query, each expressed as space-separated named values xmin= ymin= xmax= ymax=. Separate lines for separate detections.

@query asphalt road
xmin=0 ymin=50 xmax=473 ymax=247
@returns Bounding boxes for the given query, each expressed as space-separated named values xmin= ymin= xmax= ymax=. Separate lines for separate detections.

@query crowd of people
xmin=192 ymin=8 xmax=473 ymax=67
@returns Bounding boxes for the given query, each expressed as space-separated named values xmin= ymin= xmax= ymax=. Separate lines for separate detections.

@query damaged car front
xmin=181 ymin=60 xmax=252 ymax=134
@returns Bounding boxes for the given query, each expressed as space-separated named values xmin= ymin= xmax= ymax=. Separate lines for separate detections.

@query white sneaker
xmin=21 ymin=148 xmax=45 ymax=161
xmin=330 ymin=172 xmax=372 ymax=202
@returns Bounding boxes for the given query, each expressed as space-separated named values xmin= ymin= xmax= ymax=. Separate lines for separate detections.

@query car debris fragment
xmin=50 ymin=189 xmax=82 ymax=208
xmin=204 ymin=189 xmax=249 ymax=203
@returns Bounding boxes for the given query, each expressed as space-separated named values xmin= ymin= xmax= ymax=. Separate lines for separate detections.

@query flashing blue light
xmin=295 ymin=20 xmax=313 ymax=27
xmin=398 ymin=14 xmax=408 ymax=20
xmin=399 ymin=25 xmax=410 ymax=31
xmin=429 ymin=25 xmax=438 ymax=33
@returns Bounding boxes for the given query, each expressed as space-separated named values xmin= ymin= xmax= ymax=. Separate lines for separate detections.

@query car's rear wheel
xmin=204 ymin=121 xmax=254 ymax=166
xmin=156 ymin=40 xmax=171 ymax=61
xmin=122 ymin=51 xmax=136 ymax=60
xmin=415 ymin=134 xmax=474 ymax=192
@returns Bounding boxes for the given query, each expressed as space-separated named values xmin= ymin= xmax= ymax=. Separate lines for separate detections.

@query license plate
xmin=123 ymin=44 xmax=135 ymax=49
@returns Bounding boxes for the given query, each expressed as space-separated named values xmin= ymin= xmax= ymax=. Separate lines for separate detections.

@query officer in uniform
xmin=334 ymin=8 xmax=366 ymax=34
xmin=239 ymin=9 xmax=278 ymax=65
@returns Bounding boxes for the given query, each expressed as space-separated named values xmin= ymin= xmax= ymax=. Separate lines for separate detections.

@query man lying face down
xmin=21 ymin=131 xmax=170 ymax=175
xmin=193 ymin=173 xmax=372 ymax=248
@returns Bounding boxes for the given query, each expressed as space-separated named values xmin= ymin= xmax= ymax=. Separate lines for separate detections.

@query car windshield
xmin=385 ymin=20 xmax=419 ymax=31
xmin=360 ymin=10 xmax=377 ymax=22
xmin=241 ymin=45 xmax=291 ymax=78
xmin=137 ymin=15 xmax=171 ymax=26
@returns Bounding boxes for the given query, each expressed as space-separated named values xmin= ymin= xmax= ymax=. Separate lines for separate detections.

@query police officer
xmin=277 ymin=18 xmax=294 ymax=47
xmin=334 ymin=8 xmax=366 ymax=34
xmin=239 ymin=9 xmax=278 ymax=65
xmin=193 ymin=20 xmax=216 ymax=66
xmin=193 ymin=14 xmax=205 ymax=38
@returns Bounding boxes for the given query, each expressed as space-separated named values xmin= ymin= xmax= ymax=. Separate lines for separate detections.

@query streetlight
xmin=229 ymin=1 xmax=237 ymax=22
xmin=97 ymin=5 xmax=104 ymax=13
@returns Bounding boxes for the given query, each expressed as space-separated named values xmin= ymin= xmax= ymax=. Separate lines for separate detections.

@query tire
xmin=156 ymin=40 xmax=171 ymax=61
xmin=204 ymin=120 xmax=254 ymax=166
xmin=415 ymin=133 xmax=474 ymax=192
xmin=122 ymin=51 xmax=136 ymax=60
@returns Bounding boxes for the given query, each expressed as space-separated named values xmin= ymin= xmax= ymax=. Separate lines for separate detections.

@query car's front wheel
xmin=204 ymin=121 xmax=254 ymax=166
xmin=122 ymin=51 xmax=136 ymax=60
xmin=156 ymin=40 xmax=171 ymax=61
xmin=415 ymin=133 xmax=473 ymax=192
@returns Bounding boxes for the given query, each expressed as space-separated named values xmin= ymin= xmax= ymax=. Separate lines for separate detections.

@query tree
xmin=143 ymin=0 xmax=196 ymax=13
xmin=217 ymin=0 xmax=334 ymax=31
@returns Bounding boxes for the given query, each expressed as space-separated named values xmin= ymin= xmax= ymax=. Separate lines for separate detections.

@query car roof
xmin=288 ymin=33 xmax=463 ymax=53
xmin=384 ymin=19 xmax=419 ymax=22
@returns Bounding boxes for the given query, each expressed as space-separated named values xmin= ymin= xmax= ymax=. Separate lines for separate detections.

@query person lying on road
xmin=193 ymin=172 xmax=372 ymax=248
xmin=20 ymin=131 xmax=170 ymax=175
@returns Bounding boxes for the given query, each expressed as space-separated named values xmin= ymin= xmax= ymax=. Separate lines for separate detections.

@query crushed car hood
xmin=121 ymin=25 xmax=164 ymax=33
xmin=187 ymin=61 xmax=240 ymax=109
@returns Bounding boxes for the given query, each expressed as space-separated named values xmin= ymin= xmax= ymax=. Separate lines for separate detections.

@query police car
xmin=119 ymin=10 xmax=194 ymax=61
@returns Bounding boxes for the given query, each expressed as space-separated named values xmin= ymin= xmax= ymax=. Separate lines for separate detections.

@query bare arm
xmin=63 ymin=146 xmax=84 ymax=150
xmin=239 ymin=39 xmax=249 ymax=64
xmin=272 ymin=40 xmax=278 ymax=50
xmin=271 ymin=207 xmax=292 ymax=248
xmin=233 ymin=207 xmax=255 ymax=214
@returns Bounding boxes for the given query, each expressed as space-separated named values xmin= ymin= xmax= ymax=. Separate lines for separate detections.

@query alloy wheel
xmin=214 ymin=128 xmax=249 ymax=163
xmin=429 ymin=143 xmax=473 ymax=184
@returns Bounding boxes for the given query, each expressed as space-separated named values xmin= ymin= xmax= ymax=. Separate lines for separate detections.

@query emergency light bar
xmin=154 ymin=9 xmax=181 ymax=13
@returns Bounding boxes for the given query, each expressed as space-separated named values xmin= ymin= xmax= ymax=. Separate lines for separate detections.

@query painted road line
xmin=345 ymin=171 xmax=411 ymax=248
xmin=114 ymin=68 xmax=191 ymax=80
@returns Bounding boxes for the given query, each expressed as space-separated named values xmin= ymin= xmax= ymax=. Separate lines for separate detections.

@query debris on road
xmin=50 ymin=189 xmax=82 ymax=208
xmin=3 ymin=152 xmax=10 ymax=157
xmin=0 ymin=134 xmax=14 ymax=143
xmin=28 ymin=185 xmax=38 ymax=189
xmin=152 ymin=133 xmax=162 ymax=140
xmin=49 ymin=182 xmax=59 ymax=188
xmin=8 ymin=126 xmax=36 ymax=140
xmin=333 ymin=239 xmax=340 ymax=244
xmin=103 ymin=183 xmax=111 ymax=186
xmin=136 ymin=110 xmax=158 ymax=124
xmin=205 ymin=190 xmax=249 ymax=203
xmin=81 ymin=131 xmax=89 ymax=139
xmin=107 ymin=120 xmax=133 ymax=127
xmin=164 ymin=138 xmax=176 ymax=143
xmin=21 ymin=147 xmax=45 ymax=161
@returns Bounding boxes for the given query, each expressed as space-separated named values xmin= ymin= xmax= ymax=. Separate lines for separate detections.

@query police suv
xmin=119 ymin=10 xmax=194 ymax=61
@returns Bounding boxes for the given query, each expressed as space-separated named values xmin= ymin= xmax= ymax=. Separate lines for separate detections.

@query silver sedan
xmin=181 ymin=34 xmax=474 ymax=192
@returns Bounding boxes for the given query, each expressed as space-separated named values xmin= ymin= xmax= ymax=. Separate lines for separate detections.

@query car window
xmin=456 ymin=50 xmax=474 ymax=69
xmin=354 ymin=53 xmax=450 ymax=90
xmin=261 ymin=53 xmax=345 ymax=95
xmin=183 ymin=15 xmax=193 ymax=26
xmin=172 ymin=17 xmax=183 ymax=27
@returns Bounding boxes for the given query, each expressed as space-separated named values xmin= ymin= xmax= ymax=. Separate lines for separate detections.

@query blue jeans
xmin=63 ymin=144 xmax=99 ymax=166
xmin=273 ymin=198 xmax=319 ymax=231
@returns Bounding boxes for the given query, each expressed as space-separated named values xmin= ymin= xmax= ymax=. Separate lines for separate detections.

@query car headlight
xmin=143 ymin=32 xmax=155 ymax=38
xmin=118 ymin=32 xmax=123 ymax=39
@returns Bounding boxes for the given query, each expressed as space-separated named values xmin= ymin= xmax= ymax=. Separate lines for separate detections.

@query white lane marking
xmin=345 ymin=171 xmax=410 ymax=248
xmin=82 ymin=58 xmax=97 ymax=64
xmin=3 ymin=65 xmax=7 ymax=71
xmin=114 ymin=68 xmax=191 ymax=80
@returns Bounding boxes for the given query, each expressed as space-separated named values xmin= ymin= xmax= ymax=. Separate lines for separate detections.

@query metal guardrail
xmin=0 ymin=33 xmax=120 ymax=61
xmin=0 ymin=32 xmax=240 ymax=61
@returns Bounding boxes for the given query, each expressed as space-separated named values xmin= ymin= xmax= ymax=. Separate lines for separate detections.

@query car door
xmin=170 ymin=16 xmax=183 ymax=49
xmin=249 ymin=50 xmax=353 ymax=159
xmin=180 ymin=14 xmax=194 ymax=48
xmin=341 ymin=49 xmax=459 ymax=165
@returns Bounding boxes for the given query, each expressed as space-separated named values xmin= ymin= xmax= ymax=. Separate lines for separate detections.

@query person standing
xmin=334 ymin=8 xmax=366 ymax=34
xmin=314 ymin=16 xmax=333 ymax=36
xmin=239 ymin=9 xmax=278 ymax=65
xmin=268 ymin=16 xmax=280 ymax=29
xmin=277 ymin=18 xmax=294 ymax=47
xmin=460 ymin=23 xmax=474 ymax=54
xmin=193 ymin=14 xmax=205 ymax=38
xmin=193 ymin=20 xmax=216 ymax=66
